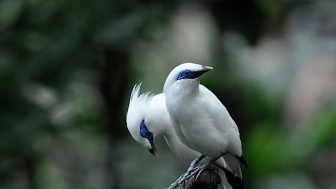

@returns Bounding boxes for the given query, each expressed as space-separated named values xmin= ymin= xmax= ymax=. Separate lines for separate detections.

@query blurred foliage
xmin=1 ymin=0 xmax=336 ymax=189
xmin=0 ymin=0 xmax=167 ymax=187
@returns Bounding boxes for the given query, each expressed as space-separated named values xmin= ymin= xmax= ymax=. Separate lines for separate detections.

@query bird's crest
xmin=126 ymin=83 xmax=154 ymax=137
xmin=129 ymin=83 xmax=153 ymax=106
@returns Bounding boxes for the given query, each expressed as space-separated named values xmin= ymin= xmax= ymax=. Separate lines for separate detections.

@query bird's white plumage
xmin=163 ymin=63 xmax=244 ymax=178
xmin=126 ymin=84 xmax=154 ymax=150
xmin=126 ymin=83 xmax=201 ymax=162
xmin=126 ymin=83 xmax=234 ymax=188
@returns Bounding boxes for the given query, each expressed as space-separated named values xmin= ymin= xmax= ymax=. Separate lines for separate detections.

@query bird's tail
xmin=214 ymin=154 xmax=244 ymax=189
xmin=223 ymin=153 xmax=243 ymax=179
xmin=223 ymin=153 xmax=244 ymax=189
xmin=217 ymin=169 xmax=230 ymax=189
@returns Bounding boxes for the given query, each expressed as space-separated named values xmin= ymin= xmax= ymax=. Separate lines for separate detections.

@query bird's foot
xmin=189 ymin=160 xmax=212 ymax=180
xmin=186 ymin=155 xmax=205 ymax=175
xmin=185 ymin=155 xmax=221 ymax=181
xmin=171 ymin=155 xmax=206 ymax=186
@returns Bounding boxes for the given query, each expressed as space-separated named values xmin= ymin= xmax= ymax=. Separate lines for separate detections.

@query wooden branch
xmin=168 ymin=169 xmax=221 ymax=189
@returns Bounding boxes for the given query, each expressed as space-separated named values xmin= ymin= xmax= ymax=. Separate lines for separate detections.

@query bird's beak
xmin=149 ymin=144 xmax=159 ymax=158
xmin=201 ymin=66 xmax=213 ymax=73
xmin=194 ymin=66 xmax=213 ymax=78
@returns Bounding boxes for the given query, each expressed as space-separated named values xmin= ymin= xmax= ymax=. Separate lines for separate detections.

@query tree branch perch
xmin=168 ymin=168 xmax=221 ymax=189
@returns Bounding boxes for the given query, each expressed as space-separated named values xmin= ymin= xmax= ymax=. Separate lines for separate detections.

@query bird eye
xmin=140 ymin=120 xmax=152 ymax=139
xmin=177 ymin=69 xmax=193 ymax=80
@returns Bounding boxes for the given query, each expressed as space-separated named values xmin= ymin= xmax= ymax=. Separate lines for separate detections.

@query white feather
xmin=163 ymin=63 xmax=246 ymax=180
xmin=126 ymin=83 xmax=233 ymax=188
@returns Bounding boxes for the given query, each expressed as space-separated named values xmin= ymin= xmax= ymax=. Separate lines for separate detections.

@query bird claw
xmin=169 ymin=155 xmax=206 ymax=187
xmin=195 ymin=168 xmax=205 ymax=180
xmin=187 ymin=157 xmax=218 ymax=181
xmin=186 ymin=155 xmax=205 ymax=173
xmin=189 ymin=163 xmax=208 ymax=180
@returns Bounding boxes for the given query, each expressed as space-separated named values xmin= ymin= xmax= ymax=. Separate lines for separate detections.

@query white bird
xmin=126 ymin=83 xmax=199 ymax=163
xmin=163 ymin=63 xmax=248 ymax=187
xmin=126 ymin=83 xmax=240 ymax=189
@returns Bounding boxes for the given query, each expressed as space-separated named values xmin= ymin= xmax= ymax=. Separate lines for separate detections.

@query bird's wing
xmin=199 ymin=84 xmax=242 ymax=157
xmin=199 ymin=84 xmax=245 ymax=185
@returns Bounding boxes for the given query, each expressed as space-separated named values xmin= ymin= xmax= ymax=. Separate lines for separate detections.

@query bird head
xmin=163 ymin=63 xmax=213 ymax=93
xmin=126 ymin=84 xmax=168 ymax=158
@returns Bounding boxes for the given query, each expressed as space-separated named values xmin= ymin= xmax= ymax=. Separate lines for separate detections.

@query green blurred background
xmin=1 ymin=0 xmax=336 ymax=188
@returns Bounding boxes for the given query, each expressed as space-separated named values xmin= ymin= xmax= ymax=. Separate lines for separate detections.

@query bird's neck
xmin=173 ymin=80 xmax=200 ymax=98
xmin=151 ymin=115 xmax=170 ymax=137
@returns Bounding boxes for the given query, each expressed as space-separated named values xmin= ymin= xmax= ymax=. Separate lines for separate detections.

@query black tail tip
xmin=224 ymin=169 xmax=244 ymax=189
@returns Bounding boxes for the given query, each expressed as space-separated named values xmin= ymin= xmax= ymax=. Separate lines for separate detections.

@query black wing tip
xmin=224 ymin=169 xmax=244 ymax=189
xmin=239 ymin=156 xmax=249 ymax=169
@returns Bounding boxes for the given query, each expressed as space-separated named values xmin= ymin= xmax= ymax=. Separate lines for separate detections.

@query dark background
xmin=1 ymin=0 xmax=336 ymax=188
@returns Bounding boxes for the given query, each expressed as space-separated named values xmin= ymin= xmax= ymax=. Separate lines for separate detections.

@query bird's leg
xmin=189 ymin=152 xmax=227 ymax=180
xmin=171 ymin=155 xmax=206 ymax=185
xmin=186 ymin=155 xmax=206 ymax=174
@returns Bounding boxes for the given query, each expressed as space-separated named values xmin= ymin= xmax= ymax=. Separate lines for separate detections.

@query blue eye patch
xmin=177 ymin=69 xmax=204 ymax=80
xmin=140 ymin=120 xmax=154 ymax=144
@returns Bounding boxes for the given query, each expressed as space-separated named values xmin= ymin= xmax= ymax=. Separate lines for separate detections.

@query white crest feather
xmin=126 ymin=83 xmax=153 ymax=143
xmin=129 ymin=83 xmax=154 ymax=106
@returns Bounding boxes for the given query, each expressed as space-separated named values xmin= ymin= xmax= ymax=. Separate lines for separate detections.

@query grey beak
xmin=201 ymin=66 xmax=213 ymax=72
xmin=149 ymin=144 xmax=159 ymax=158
